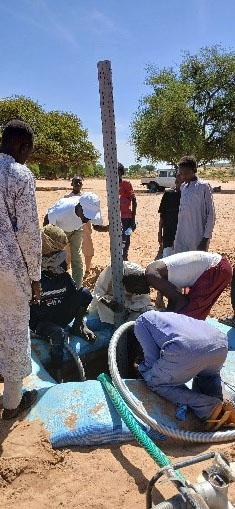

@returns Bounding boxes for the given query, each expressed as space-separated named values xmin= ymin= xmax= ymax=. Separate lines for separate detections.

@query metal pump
xmin=148 ymin=452 xmax=235 ymax=509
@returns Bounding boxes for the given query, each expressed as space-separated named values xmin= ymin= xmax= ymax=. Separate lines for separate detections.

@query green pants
xmin=65 ymin=229 xmax=83 ymax=289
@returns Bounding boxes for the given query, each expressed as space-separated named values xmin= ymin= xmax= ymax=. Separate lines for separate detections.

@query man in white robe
xmin=174 ymin=156 xmax=215 ymax=253
xmin=0 ymin=120 xmax=41 ymax=420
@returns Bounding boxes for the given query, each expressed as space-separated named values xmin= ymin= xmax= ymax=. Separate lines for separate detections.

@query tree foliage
xmin=131 ymin=46 xmax=235 ymax=165
xmin=0 ymin=96 xmax=99 ymax=178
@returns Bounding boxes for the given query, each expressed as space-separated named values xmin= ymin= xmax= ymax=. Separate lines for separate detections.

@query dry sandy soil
xmin=0 ymin=178 xmax=235 ymax=508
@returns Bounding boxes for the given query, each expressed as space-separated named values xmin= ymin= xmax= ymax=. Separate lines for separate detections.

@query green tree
xmin=94 ymin=163 xmax=105 ymax=177
xmin=0 ymin=96 xmax=99 ymax=177
xmin=131 ymin=46 xmax=235 ymax=166
xmin=128 ymin=164 xmax=142 ymax=176
xmin=142 ymin=164 xmax=155 ymax=175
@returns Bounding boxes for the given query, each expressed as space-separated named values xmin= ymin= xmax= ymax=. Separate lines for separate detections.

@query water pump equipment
xmin=148 ymin=452 xmax=235 ymax=509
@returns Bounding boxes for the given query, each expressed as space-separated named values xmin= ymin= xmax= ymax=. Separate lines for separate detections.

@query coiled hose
xmin=108 ymin=321 xmax=235 ymax=443
xmin=98 ymin=373 xmax=185 ymax=484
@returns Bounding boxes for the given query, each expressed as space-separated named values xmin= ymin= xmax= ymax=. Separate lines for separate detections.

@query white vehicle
xmin=141 ymin=169 xmax=177 ymax=192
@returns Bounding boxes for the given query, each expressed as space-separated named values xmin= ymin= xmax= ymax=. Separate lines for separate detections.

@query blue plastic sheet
xmin=25 ymin=318 xmax=235 ymax=448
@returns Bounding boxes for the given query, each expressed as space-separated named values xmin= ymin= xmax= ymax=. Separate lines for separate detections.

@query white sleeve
xmin=94 ymin=266 xmax=113 ymax=300
xmin=204 ymin=185 xmax=215 ymax=239
xmin=15 ymin=173 xmax=42 ymax=281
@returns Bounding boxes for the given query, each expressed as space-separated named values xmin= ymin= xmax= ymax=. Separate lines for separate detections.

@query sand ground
xmin=0 ymin=178 xmax=235 ymax=508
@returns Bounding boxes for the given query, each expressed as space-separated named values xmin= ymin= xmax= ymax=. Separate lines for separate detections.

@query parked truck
xmin=141 ymin=169 xmax=177 ymax=192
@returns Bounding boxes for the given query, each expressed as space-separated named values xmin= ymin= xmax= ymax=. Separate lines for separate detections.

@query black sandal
xmin=2 ymin=389 xmax=38 ymax=420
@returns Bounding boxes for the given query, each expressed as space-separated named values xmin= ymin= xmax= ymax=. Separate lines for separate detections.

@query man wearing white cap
xmin=44 ymin=192 xmax=108 ymax=288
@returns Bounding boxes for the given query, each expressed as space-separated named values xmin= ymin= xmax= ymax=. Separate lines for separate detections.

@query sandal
xmin=206 ymin=402 xmax=223 ymax=431
xmin=222 ymin=400 xmax=235 ymax=427
xmin=206 ymin=400 xmax=235 ymax=431
xmin=2 ymin=389 xmax=38 ymax=420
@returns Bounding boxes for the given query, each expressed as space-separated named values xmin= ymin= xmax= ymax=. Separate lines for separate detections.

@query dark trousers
xmin=35 ymin=287 xmax=92 ymax=368
xmin=121 ymin=218 xmax=132 ymax=261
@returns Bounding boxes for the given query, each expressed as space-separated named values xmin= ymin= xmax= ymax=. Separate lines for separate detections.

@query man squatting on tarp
xmin=0 ymin=120 xmax=41 ymax=420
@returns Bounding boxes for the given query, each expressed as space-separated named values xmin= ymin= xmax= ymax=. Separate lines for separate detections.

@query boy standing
xmin=118 ymin=163 xmax=137 ymax=261
xmin=65 ymin=176 xmax=95 ymax=275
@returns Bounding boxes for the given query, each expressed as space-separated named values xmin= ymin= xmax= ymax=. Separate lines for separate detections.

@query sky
xmin=1 ymin=0 xmax=235 ymax=166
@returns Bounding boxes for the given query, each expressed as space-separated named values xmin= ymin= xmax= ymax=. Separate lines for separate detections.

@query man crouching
xmin=134 ymin=310 xmax=235 ymax=430
xmin=30 ymin=225 xmax=95 ymax=381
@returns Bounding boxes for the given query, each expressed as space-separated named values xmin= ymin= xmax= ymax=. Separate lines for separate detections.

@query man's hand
xmin=31 ymin=281 xmax=41 ymax=304
xmin=197 ymin=238 xmax=209 ymax=251
xmin=78 ymin=324 xmax=96 ymax=342
xmin=100 ymin=296 xmax=124 ymax=312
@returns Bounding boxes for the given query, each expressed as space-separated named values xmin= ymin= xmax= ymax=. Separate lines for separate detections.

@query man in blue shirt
xmin=134 ymin=310 xmax=235 ymax=430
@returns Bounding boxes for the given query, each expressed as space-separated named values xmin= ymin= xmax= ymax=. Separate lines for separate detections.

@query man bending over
xmin=123 ymin=251 xmax=232 ymax=320
xmin=134 ymin=310 xmax=235 ymax=430
xmin=44 ymin=192 xmax=108 ymax=289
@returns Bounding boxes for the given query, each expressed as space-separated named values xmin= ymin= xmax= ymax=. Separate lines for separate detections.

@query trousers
xmin=121 ymin=218 xmax=132 ymax=261
xmin=65 ymin=229 xmax=83 ymax=289
xmin=82 ymin=222 xmax=94 ymax=273
xmin=134 ymin=312 xmax=227 ymax=419
xmin=181 ymin=257 xmax=232 ymax=320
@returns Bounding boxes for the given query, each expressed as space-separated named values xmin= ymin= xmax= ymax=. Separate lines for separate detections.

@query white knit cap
xmin=123 ymin=261 xmax=145 ymax=276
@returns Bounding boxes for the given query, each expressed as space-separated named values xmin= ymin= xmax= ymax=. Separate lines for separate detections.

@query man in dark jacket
xmin=30 ymin=225 xmax=95 ymax=381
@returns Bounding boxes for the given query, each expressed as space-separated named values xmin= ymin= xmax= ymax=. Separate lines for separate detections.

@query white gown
xmin=0 ymin=154 xmax=41 ymax=381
